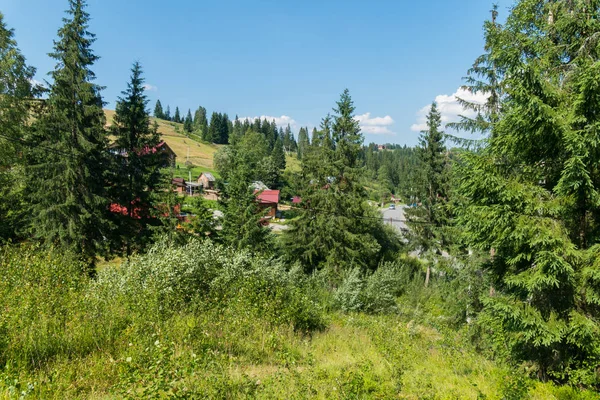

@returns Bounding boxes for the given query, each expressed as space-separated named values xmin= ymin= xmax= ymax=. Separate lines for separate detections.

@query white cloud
xmin=28 ymin=78 xmax=44 ymax=88
xmin=238 ymin=115 xmax=297 ymax=129
xmin=354 ymin=112 xmax=396 ymax=135
xmin=410 ymin=88 xmax=489 ymax=132
xmin=143 ymin=84 xmax=158 ymax=92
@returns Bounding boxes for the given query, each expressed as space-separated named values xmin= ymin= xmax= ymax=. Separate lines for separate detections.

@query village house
xmin=255 ymin=189 xmax=280 ymax=218
xmin=198 ymin=172 xmax=216 ymax=190
xmin=109 ymin=140 xmax=176 ymax=168
xmin=172 ymin=177 xmax=187 ymax=194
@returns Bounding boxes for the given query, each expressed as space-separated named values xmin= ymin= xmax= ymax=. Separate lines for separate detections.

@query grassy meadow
xmin=1 ymin=241 xmax=597 ymax=399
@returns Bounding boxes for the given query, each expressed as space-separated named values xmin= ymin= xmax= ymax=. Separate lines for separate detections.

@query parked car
xmin=389 ymin=204 xmax=396 ymax=210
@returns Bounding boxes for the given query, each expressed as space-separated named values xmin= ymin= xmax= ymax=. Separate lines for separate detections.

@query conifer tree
xmin=220 ymin=133 xmax=272 ymax=253
xmin=174 ymin=106 xmax=181 ymax=123
xmin=311 ymin=127 xmax=320 ymax=147
xmin=28 ymin=0 xmax=108 ymax=268
xmin=153 ymin=99 xmax=164 ymax=119
xmin=110 ymin=62 xmax=161 ymax=256
xmin=458 ymin=1 xmax=600 ymax=381
xmin=0 ymin=12 xmax=38 ymax=241
xmin=271 ymin=135 xmax=286 ymax=171
xmin=165 ymin=105 xmax=171 ymax=121
xmin=332 ymin=88 xmax=362 ymax=170
xmin=283 ymin=90 xmax=398 ymax=273
xmin=184 ymin=109 xmax=193 ymax=133
xmin=193 ymin=106 xmax=208 ymax=136
xmin=297 ymin=127 xmax=310 ymax=160
xmin=447 ymin=4 xmax=502 ymax=144
xmin=207 ymin=112 xmax=220 ymax=143
xmin=219 ymin=113 xmax=230 ymax=144
xmin=406 ymin=102 xmax=448 ymax=286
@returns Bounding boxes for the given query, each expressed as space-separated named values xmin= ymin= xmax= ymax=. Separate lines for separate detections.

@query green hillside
xmin=104 ymin=110 xmax=221 ymax=178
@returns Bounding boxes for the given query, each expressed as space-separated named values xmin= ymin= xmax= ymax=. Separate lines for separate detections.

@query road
xmin=381 ymin=206 xmax=407 ymax=231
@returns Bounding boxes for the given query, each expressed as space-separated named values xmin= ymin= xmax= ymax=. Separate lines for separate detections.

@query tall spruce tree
xmin=458 ymin=0 xmax=600 ymax=382
xmin=184 ymin=109 xmax=193 ymax=133
xmin=165 ymin=105 xmax=171 ymax=121
xmin=174 ymin=106 xmax=181 ymax=123
xmin=110 ymin=62 xmax=161 ymax=256
xmin=207 ymin=112 xmax=220 ymax=143
xmin=29 ymin=0 xmax=108 ymax=269
xmin=447 ymin=5 xmax=502 ymax=145
xmin=283 ymin=90 xmax=398 ymax=273
xmin=297 ymin=127 xmax=310 ymax=160
xmin=406 ymin=102 xmax=448 ymax=286
xmin=220 ymin=132 xmax=272 ymax=253
xmin=271 ymin=135 xmax=286 ymax=171
xmin=153 ymin=99 xmax=164 ymax=119
xmin=193 ymin=106 xmax=208 ymax=136
xmin=219 ymin=113 xmax=230 ymax=144
xmin=0 ymin=12 xmax=38 ymax=241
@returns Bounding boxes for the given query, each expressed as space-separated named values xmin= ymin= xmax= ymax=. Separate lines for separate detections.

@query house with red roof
xmin=255 ymin=189 xmax=280 ymax=218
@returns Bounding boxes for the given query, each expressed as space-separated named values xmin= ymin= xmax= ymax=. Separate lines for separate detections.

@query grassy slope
xmin=1 ymin=311 xmax=588 ymax=399
xmin=104 ymin=110 xmax=221 ymax=179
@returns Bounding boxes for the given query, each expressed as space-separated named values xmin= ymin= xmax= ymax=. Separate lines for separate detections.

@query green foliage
xmin=284 ymin=91 xmax=401 ymax=273
xmin=109 ymin=61 xmax=162 ymax=256
xmin=456 ymin=0 xmax=600 ymax=385
xmin=173 ymin=106 xmax=181 ymax=123
xmin=27 ymin=0 xmax=109 ymax=267
xmin=183 ymin=109 xmax=193 ymax=133
xmin=406 ymin=101 xmax=450 ymax=258
xmin=0 ymin=11 xmax=37 ymax=242
xmin=153 ymin=99 xmax=164 ymax=119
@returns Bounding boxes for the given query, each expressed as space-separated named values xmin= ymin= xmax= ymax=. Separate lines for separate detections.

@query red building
xmin=255 ymin=189 xmax=280 ymax=218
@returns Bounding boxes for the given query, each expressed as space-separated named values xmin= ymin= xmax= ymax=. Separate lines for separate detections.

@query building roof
xmin=255 ymin=189 xmax=280 ymax=204
xmin=172 ymin=177 xmax=186 ymax=187
xmin=292 ymin=196 xmax=302 ymax=204
xmin=200 ymin=172 xmax=215 ymax=182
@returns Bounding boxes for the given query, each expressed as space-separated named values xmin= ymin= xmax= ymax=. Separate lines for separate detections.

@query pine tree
xmin=332 ymin=88 xmax=362 ymax=170
xmin=220 ymin=133 xmax=272 ymax=253
xmin=184 ymin=109 xmax=193 ymax=133
xmin=271 ymin=135 xmax=286 ymax=171
xmin=28 ymin=0 xmax=108 ymax=269
xmin=207 ymin=112 xmax=220 ymax=143
xmin=297 ymin=127 xmax=310 ymax=160
xmin=219 ymin=113 xmax=230 ymax=144
xmin=406 ymin=102 xmax=448 ymax=286
xmin=153 ymin=99 xmax=164 ymax=119
xmin=165 ymin=105 xmax=171 ymax=121
xmin=447 ymin=4 xmax=502 ymax=145
xmin=193 ymin=106 xmax=208 ymax=136
xmin=174 ymin=106 xmax=181 ymax=123
xmin=458 ymin=1 xmax=600 ymax=381
xmin=283 ymin=90 xmax=398 ymax=273
xmin=110 ymin=61 xmax=162 ymax=256
xmin=0 ymin=12 xmax=38 ymax=241
xmin=311 ymin=127 xmax=320 ymax=147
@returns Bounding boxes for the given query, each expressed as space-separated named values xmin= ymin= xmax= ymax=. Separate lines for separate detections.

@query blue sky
xmin=3 ymin=0 xmax=513 ymax=145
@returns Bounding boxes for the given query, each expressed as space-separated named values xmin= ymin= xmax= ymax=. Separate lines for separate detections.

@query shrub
xmin=333 ymin=259 xmax=418 ymax=314
xmin=93 ymin=238 xmax=326 ymax=331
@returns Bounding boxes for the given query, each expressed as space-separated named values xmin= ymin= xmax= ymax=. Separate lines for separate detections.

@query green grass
xmin=173 ymin=162 xmax=220 ymax=182
xmin=1 ymin=243 xmax=598 ymax=399
xmin=285 ymin=154 xmax=301 ymax=173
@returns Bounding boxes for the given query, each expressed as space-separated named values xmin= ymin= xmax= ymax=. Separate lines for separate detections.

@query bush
xmin=333 ymin=259 xmax=418 ymax=314
xmin=93 ymin=238 xmax=326 ymax=331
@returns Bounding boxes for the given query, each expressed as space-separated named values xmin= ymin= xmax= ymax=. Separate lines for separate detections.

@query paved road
xmin=381 ymin=206 xmax=407 ymax=231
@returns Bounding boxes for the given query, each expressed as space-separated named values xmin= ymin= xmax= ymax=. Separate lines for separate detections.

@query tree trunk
xmin=425 ymin=265 xmax=430 ymax=287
